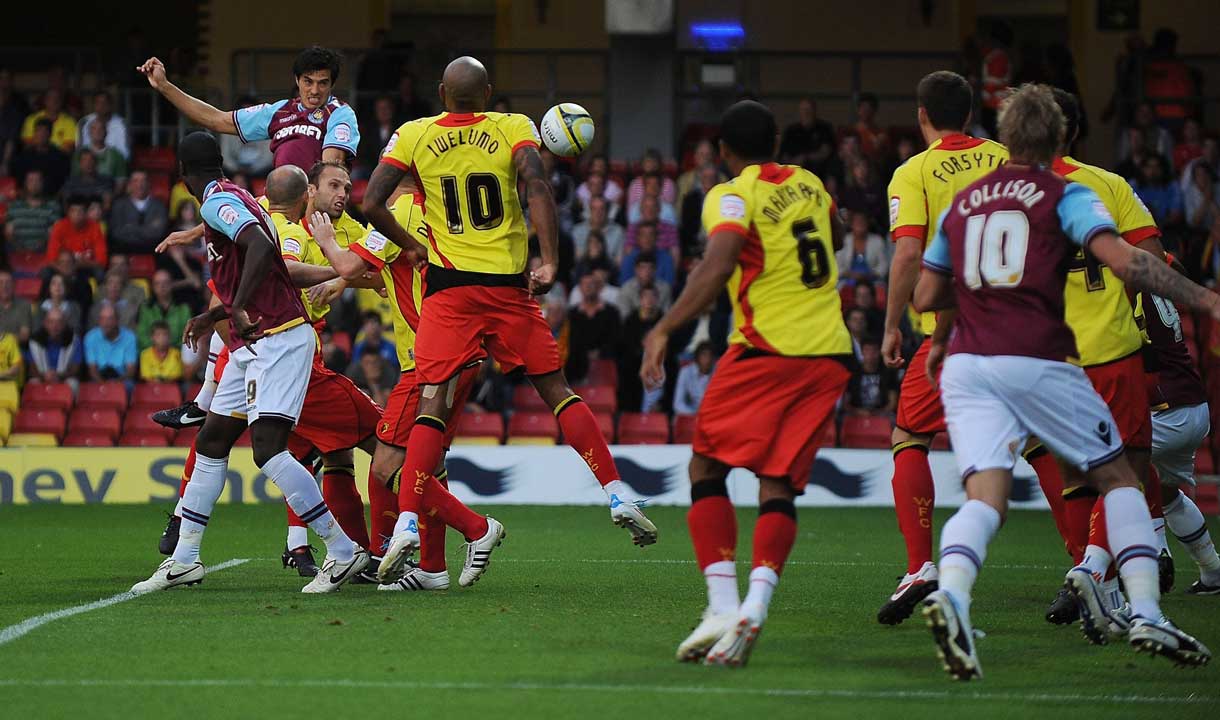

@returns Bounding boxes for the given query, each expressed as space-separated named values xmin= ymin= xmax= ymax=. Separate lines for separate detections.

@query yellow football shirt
xmin=1054 ymin=156 xmax=1157 ymax=366
xmin=889 ymin=134 xmax=1008 ymax=333
xmin=380 ymin=111 xmax=540 ymax=276
xmin=349 ymin=197 xmax=427 ymax=372
xmin=264 ymin=200 xmax=367 ymax=323
xmin=702 ymin=162 xmax=851 ymax=357
xmin=139 ymin=347 xmax=184 ymax=382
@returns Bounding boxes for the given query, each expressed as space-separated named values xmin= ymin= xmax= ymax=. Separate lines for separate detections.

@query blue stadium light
xmin=691 ymin=22 xmax=745 ymax=51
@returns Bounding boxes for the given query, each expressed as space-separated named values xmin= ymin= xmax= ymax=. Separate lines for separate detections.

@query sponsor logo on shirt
xmin=332 ymin=122 xmax=352 ymax=143
xmin=719 ymin=194 xmax=746 ymax=219
xmin=364 ymin=231 xmax=388 ymax=253
xmin=218 ymin=204 xmax=239 ymax=226
xmin=381 ymin=132 xmax=399 ymax=157
xmin=273 ymin=125 xmax=323 ymax=141
xmin=282 ymin=238 xmax=302 ymax=256
xmin=527 ymin=118 xmax=541 ymax=142
xmin=890 ymin=197 xmax=900 ymax=227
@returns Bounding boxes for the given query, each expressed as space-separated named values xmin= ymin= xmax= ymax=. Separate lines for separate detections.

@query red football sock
xmin=421 ymin=472 xmax=488 ymax=541
xmin=285 ymin=503 xmax=306 ymax=528
xmin=1143 ymin=466 xmax=1164 ymax=521
xmin=323 ymin=464 xmax=370 ymax=551
xmin=1087 ymin=495 xmax=1109 ymax=552
xmin=688 ymin=495 xmax=737 ymax=570
xmin=1063 ymin=487 xmax=1098 ymax=564
xmin=178 ymin=442 xmax=197 ymax=498
xmin=1025 ymin=444 xmax=1071 ymax=555
xmin=368 ymin=469 xmax=399 ymax=556
xmin=398 ymin=420 xmax=446 ymax=515
xmin=418 ymin=470 xmax=451 ymax=572
xmin=752 ymin=504 xmax=798 ymax=574
xmin=892 ymin=444 xmax=935 ymax=574
xmin=556 ymin=398 xmax=618 ymax=486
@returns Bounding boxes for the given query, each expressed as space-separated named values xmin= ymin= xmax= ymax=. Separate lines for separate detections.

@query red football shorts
xmin=212 ymin=345 xmax=230 ymax=383
xmin=896 ymin=339 xmax=946 ymax=435
xmin=414 ymin=285 xmax=561 ymax=384
xmin=693 ymin=344 xmax=850 ymax=489
xmin=377 ymin=364 xmax=481 ymax=449
xmin=292 ymin=355 xmax=382 ymax=454
xmin=1085 ymin=353 xmax=1153 ymax=449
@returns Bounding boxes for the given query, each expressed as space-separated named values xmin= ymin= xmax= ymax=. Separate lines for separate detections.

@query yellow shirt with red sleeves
xmin=702 ymin=162 xmax=851 ymax=357
xmin=379 ymin=111 xmax=540 ymax=276
xmin=888 ymin=133 xmax=1009 ymax=334
xmin=260 ymin=196 xmax=367 ymax=323
xmin=348 ymin=196 xmax=427 ymax=372
xmin=1054 ymin=155 xmax=1158 ymax=367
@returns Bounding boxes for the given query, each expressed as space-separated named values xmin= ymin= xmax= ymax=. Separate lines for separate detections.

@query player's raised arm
xmin=309 ymin=210 xmax=376 ymax=281
xmin=1089 ymin=236 xmax=1220 ymax=320
xmin=138 ymin=57 xmax=238 ymax=135
xmin=362 ymin=162 xmax=426 ymax=260
xmin=514 ymin=144 xmax=558 ymax=294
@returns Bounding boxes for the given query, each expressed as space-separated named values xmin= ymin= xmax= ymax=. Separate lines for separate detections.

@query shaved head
xmin=440 ymin=56 xmax=491 ymax=112
xmin=265 ymin=165 xmax=308 ymax=207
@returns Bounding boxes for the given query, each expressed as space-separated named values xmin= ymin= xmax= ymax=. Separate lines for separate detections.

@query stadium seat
xmin=507 ymin=411 xmax=558 ymax=444
xmin=586 ymin=358 xmax=618 ymax=387
xmin=839 ymin=415 xmax=892 ymax=449
xmin=0 ymin=382 xmax=19 ymax=412
xmin=839 ymin=285 xmax=855 ymax=309
xmin=120 ymin=432 xmax=169 ymax=447
xmin=128 ymin=255 xmax=157 ymax=279
xmin=132 ymin=146 xmax=176 ymax=172
xmin=350 ymin=178 xmax=368 ymax=205
xmin=511 ymin=384 xmax=551 ymax=413
xmin=78 ymin=382 xmax=128 ymax=413
xmin=0 ymin=408 xmax=11 ymax=442
xmin=69 ymin=407 xmax=122 ymax=441
xmin=122 ymin=412 xmax=173 ymax=442
xmin=148 ymin=172 xmax=171 ymax=203
xmin=5 ymin=432 xmax=59 ymax=447
xmin=593 ymin=411 xmax=615 ymax=443
xmin=14 ymin=276 xmax=41 ymax=301
xmin=0 ymin=175 xmax=16 ymax=199
xmin=453 ymin=411 xmax=505 ymax=444
xmin=133 ymin=382 xmax=184 ymax=408
xmin=672 ymin=413 xmax=697 ymax=444
xmin=7 ymin=250 xmax=43 ymax=276
xmin=618 ymin=412 xmax=670 ymax=444
xmin=251 ymin=177 xmax=267 ymax=197
xmin=14 ymin=407 xmax=67 ymax=440
xmin=174 ymin=427 xmax=199 ymax=447
xmin=21 ymin=382 xmax=74 ymax=413
xmin=186 ymin=382 xmax=204 ymax=401
xmin=574 ymin=384 xmax=616 ymax=414
xmin=63 ymin=429 xmax=116 ymax=447
xmin=234 ymin=432 xmax=253 ymax=447
xmin=331 ymin=331 xmax=352 ymax=359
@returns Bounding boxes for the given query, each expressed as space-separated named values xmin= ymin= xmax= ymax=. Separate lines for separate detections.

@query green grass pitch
xmin=0 ymin=504 xmax=1215 ymax=719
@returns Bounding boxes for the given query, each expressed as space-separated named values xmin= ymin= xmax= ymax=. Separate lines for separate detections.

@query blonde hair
xmin=997 ymin=84 xmax=1065 ymax=164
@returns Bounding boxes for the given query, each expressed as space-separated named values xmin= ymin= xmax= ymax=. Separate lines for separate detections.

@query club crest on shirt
xmin=719 ymin=194 xmax=746 ymax=219
xmin=309 ymin=109 xmax=325 ymax=124
xmin=218 ymin=204 xmax=239 ymax=226
xmin=333 ymin=122 xmax=352 ymax=143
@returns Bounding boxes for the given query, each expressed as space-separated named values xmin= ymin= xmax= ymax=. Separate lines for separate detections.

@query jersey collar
xmin=1052 ymin=155 xmax=1079 ymax=177
xmin=295 ymin=96 xmax=336 ymax=112
xmin=436 ymin=112 xmax=486 ymax=127
xmin=930 ymin=133 xmax=983 ymax=151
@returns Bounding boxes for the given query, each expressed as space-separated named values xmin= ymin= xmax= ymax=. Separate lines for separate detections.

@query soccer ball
xmin=540 ymin=103 xmax=595 ymax=157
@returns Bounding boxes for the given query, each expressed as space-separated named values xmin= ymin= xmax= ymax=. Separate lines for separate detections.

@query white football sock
xmin=263 ymin=450 xmax=354 ymax=563
xmin=741 ymin=566 xmax=778 ymax=617
xmin=1101 ymin=577 xmax=1125 ymax=612
xmin=1164 ymin=489 xmax=1220 ymax=583
xmin=1080 ymin=544 xmax=1113 ymax=577
xmin=1104 ymin=487 xmax=1161 ymax=619
xmin=393 ymin=511 xmax=420 ymax=537
xmin=602 ymin=479 xmax=631 ymax=502
xmin=172 ymin=454 xmax=227 ymax=565
xmin=286 ymin=526 xmax=308 ymax=551
xmin=703 ymin=560 xmax=739 ymax=615
xmin=194 ymin=334 xmax=225 ymax=411
xmin=937 ymin=499 xmax=1001 ymax=625
xmin=1152 ymin=517 xmax=1170 ymax=554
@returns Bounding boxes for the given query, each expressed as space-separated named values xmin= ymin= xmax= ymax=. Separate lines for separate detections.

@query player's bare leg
xmin=677 ymin=454 xmax=739 ymax=662
xmin=880 ymin=426 xmax=939 ymax=625
xmin=531 ymin=369 xmax=657 ymax=546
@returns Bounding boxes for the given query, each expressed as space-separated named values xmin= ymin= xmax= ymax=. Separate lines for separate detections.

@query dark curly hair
xmin=292 ymin=46 xmax=342 ymax=82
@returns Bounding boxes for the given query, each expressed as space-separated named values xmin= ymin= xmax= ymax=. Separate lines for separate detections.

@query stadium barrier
xmin=0 ymin=446 xmax=1050 ymax=509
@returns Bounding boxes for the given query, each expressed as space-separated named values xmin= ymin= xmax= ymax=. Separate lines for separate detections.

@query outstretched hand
xmin=137 ymin=57 xmax=167 ymax=90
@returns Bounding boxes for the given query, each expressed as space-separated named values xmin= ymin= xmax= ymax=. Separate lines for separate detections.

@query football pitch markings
xmin=0 ymin=558 xmax=249 ymax=647
xmin=0 ymin=677 xmax=1211 ymax=705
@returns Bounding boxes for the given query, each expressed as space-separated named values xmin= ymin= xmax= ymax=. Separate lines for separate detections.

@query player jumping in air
xmin=132 ymin=132 xmax=368 ymax=594
xmin=362 ymin=56 xmax=657 ymax=582
xmin=641 ymin=100 xmax=852 ymax=667
xmin=913 ymin=84 xmax=1214 ymax=679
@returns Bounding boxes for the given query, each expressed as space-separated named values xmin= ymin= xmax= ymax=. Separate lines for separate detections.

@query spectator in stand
xmin=12 ymin=119 xmax=71 ymax=194
xmin=1115 ymin=127 xmax=1150 ymax=182
xmin=824 ymin=133 xmax=863 ymax=189
xmin=618 ymin=251 xmax=672 ymax=318
xmin=108 ymin=170 xmax=168 ymax=254
xmin=492 ymin=96 xmax=512 ymax=113
xmin=845 ymin=307 xmax=869 ymax=348
xmin=0 ymin=68 xmax=29 ymax=176
xmin=136 ymin=269 xmax=190 ymax=349
xmin=76 ymin=118 xmax=127 ymax=181
xmin=100 ymin=254 xmax=149 ymax=309
xmin=979 ymin=21 xmax=1013 ymax=136
xmin=20 ymin=89 xmax=75 ymax=152
xmin=617 ymin=284 xmax=664 ymax=413
xmin=218 ymin=95 xmax=274 ymax=178
xmin=677 ymin=139 xmax=725 ymax=202
xmin=679 ymin=164 xmax=720 ymax=257
xmin=348 ymin=350 xmax=396 ymax=407
xmin=27 ymin=307 xmax=81 ymax=393
xmin=571 ymin=196 xmax=625 ymax=261
xmin=76 ymin=91 xmax=129 ymax=160
xmin=395 ymin=73 xmax=433 ymax=123
xmin=0 ymin=327 xmax=22 ymax=392
xmin=319 ymin=328 xmax=348 ymax=374
xmin=1144 ymin=28 xmax=1196 ymax=130
xmin=44 ymin=65 xmax=82 ymax=118
xmin=541 ymin=147 xmax=578 ymax=233
xmin=47 ymin=250 xmax=94 ymax=317
xmin=0 ymin=271 xmax=34 ymax=345
xmin=83 ymin=302 xmax=137 ymax=384
xmin=851 ymin=281 xmax=884 ymax=337
xmin=1132 ymin=154 xmax=1184 ymax=232
xmin=573 ymin=228 xmax=617 ymax=281
xmin=1181 ymin=137 xmax=1218 ymax=191
xmin=836 ymin=210 xmax=889 ymax=286
xmin=162 ymin=203 xmax=207 ymax=297
xmin=168 ymin=176 xmax=200 ymax=222
xmin=544 ymin=295 xmax=570 ymax=370
xmin=839 ymin=158 xmax=888 ymax=232
xmin=1185 ymin=163 xmax=1220 ymax=233
xmin=39 ymin=272 xmax=83 ymax=333
xmin=579 ymin=154 xmax=624 ymax=208
xmin=780 ymin=98 xmax=836 ymax=176
xmin=576 ymin=171 xmax=622 ymax=223
xmin=46 ymin=196 xmax=107 ymax=273
xmin=621 ymin=223 xmax=676 ymax=287
xmin=1174 ymin=118 xmax=1204 ymax=174
xmin=88 ymin=271 xmax=139 ymax=329
xmin=673 ymin=341 xmax=715 ymax=415
xmin=356 ymin=95 xmax=398 ymax=178
xmin=1117 ymin=102 xmax=1174 ymax=166
xmin=844 ymin=339 xmax=899 ymax=416
xmin=854 ymin=92 xmax=890 ymax=163
xmin=61 ymin=149 xmax=114 ymax=209
xmin=626 ymin=148 xmax=677 ymax=209
xmin=352 ymin=312 xmax=397 ymax=367
xmin=5 ymin=170 xmax=59 ymax=253
xmin=625 ymin=198 xmax=680 ymax=268
xmin=566 ymin=272 xmax=620 ymax=382
xmin=139 ymin=320 xmax=183 ymax=382
xmin=628 ymin=173 xmax=677 ymax=225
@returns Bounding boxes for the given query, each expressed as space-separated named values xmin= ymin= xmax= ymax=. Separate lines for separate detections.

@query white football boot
xmin=302 ymin=549 xmax=370 ymax=593
xmin=1064 ymin=566 xmax=1115 ymax=646
xmin=703 ymin=604 xmax=766 ymax=667
xmin=131 ymin=558 xmax=205 ymax=594
xmin=1129 ymin=615 xmax=1212 ymax=667
xmin=378 ymin=562 xmax=451 ymax=592
xmin=377 ymin=519 xmax=421 ymax=583
xmin=459 ymin=517 xmax=506 ymax=587
xmin=922 ymin=589 xmax=982 ymax=681
xmin=676 ymin=609 xmax=738 ymax=663
xmin=878 ymin=561 xmax=939 ymax=625
xmin=609 ymin=493 xmax=658 ymax=547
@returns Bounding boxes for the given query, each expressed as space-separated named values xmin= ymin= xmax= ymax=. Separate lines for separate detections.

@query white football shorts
xmin=1151 ymin=402 xmax=1210 ymax=487
xmin=210 ymin=322 xmax=313 ymax=425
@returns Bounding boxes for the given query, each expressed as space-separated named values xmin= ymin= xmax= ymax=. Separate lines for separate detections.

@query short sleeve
xmin=921 ymin=208 xmax=953 ymax=274
xmin=701 ymin=184 xmax=750 ymax=239
xmin=278 ymin=221 xmax=312 ymax=262
xmin=200 ymin=192 xmax=259 ymax=241
xmin=232 ymin=99 xmax=286 ymax=143
xmin=324 ymin=104 xmax=360 ymax=155
xmin=1107 ymin=173 xmax=1159 ymax=244
xmin=379 ymin=121 xmax=420 ymax=171
xmin=1058 ymin=183 xmax=1119 ymax=247
xmin=888 ymin=160 xmax=928 ymax=239
xmin=502 ymin=113 xmax=541 ymax=154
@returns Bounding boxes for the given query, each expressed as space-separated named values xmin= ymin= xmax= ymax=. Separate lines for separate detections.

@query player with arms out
xmin=913 ymin=85 xmax=1214 ymax=679
xmin=641 ymin=100 xmax=852 ymax=666
xmin=132 ymin=132 xmax=368 ymax=594
xmin=363 ymin=56 xmax=657 ymax=582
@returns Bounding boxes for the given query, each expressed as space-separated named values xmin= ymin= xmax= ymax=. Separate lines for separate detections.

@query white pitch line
xmin=0 ymin=678 xmax=1209 ymax=705
xmin=0 ymin=558 xmax=249 ymax=647
xmin=498 ymin=558 xmax=1061 ymax=571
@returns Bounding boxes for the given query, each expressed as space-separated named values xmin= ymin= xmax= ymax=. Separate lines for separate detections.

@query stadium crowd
xmin=1 ymin=26 xmax=1219 ymax=448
